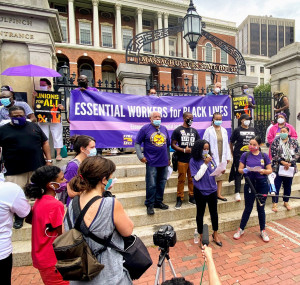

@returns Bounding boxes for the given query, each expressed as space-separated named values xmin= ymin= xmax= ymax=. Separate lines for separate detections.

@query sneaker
xmin=13 ymin=219 xmax=24 ymax=229
xmin=261 ymin=230 xmax=270 ymax=242
xmin=147 ymin=206 xmax=154 ymax=215
xmin=233 ymin=228 xmax=244 ymax=240
xmin=188 ymin=196 xmax=196 ymax=205
xmin=175 ymin=197 xmax=182 ymax=209
xmin=235 ymin=193 xmax=241 ymax=202
xmin=154 ymin=202 xmax=169 ymax=210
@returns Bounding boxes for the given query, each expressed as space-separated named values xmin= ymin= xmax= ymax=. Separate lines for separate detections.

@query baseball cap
xmin=1 ymin=85 xmax=13 ymax=92
xmin=240 ymin=114 xmax=252 ymax=121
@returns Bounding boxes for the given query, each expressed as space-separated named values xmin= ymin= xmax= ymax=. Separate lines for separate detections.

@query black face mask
xmin=186 ymin=119 xmax=193 ymax=126
xmin=78 ymin=81 xmax=88 ymax=88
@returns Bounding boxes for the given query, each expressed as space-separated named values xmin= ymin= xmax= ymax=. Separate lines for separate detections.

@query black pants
xmin=194 ymin=187 xmax=218 ymax=234
xmin=233 ymin=155 xmax=242 ymax=193
xmin=0 ymin=253 xmax=12 ymax=285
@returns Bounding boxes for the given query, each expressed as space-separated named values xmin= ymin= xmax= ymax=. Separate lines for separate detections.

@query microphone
xmin=204 ymin=154 xmax=217 ymax=169
xmin=202 ymin=224 xmax=209 ymax=246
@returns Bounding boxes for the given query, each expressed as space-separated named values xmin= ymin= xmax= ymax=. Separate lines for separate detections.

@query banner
xmin=232 ymin=95 xmax=251 ymax=119
xmin=70 ymin=89 xmax=232 ymax=148
xmin=34 ymin=91 xmax=62 ymax=123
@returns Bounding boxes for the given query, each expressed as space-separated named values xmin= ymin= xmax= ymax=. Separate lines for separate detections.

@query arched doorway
xmin=56 ymin=54 xmax=70 ymax=83
xmin=171 ymin=69 xmax=183 ymax=89
xmin=77 ymin=56 xmax=95 ymax=85
xmin=101 ymin=59 xmax=117 ymax=85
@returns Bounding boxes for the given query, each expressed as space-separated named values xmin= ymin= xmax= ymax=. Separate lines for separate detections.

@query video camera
xmin=153 ymin=225 xmax=177 ymax=249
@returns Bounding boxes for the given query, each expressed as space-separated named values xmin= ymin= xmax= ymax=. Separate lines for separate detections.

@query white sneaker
xmin=261 ymin=230 xmax=270 ymax=242
xmin=235 ymin=193 xmax=241 ymax=202
xmin=233 ymin=228 xmax=244 ymax=240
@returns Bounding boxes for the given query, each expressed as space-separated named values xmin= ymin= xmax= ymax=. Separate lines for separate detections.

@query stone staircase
xmin=12 ymin=153 xmax=300 ymax=266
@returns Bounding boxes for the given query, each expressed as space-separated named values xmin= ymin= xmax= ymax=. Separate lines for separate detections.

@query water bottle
xmin=194 ymin=229 xmax=199 ymax=244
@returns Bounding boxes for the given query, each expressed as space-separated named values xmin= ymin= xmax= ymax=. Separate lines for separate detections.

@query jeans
xmin=177 ymin=161 xmax=194 ymax=199
xmin=145 ymin=164 xmax=168 ymax=207
xmin=194 ymin=187 xmax=218 ymax=234
xmin=233 ymin=155 xmax=242 ymax=193
xmin=272 ymin=175 xmax=293 ymax=203
xmin=240 ymin=178 xmax=268 ymax=231
xmin=0 ymin=253 xmax=12 ymax=285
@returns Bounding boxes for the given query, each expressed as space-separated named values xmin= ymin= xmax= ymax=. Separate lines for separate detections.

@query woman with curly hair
xmin=24 ymin=165 xmax=68 ymax=285
xmin=189 ymin=139 xmax=222 ymax=247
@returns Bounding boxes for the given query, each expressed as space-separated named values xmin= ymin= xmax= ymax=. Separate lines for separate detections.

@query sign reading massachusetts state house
xmin=133 ymin=54 xmax=238 ymax=74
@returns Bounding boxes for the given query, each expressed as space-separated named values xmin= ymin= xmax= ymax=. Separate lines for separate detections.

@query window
xmin=285 ymin=26 xmax=294 ymax=45
xmin=260 ymin=78 xmax=264 ymax=85
xmin=279 ymin=26 xmax=284 ymax=49
xmin=220 ymin=49 xmax=227 ymax=64
xmin=101 ymin=25 xmax=113 ymax=48
xmin=142 ymin=19 xmax=151 ymax=27
xmin=205 ymin=74 xmax=211 ymax=88
xmin=250 ymin=66 xmax=255 ymax=73
xmin=54 ymin=4 xmax=67 ymax=13
xmin=192 ymin=48 xmax=197 ymax=60
xmin=144 ymin=41 xmax=151 ymax=53
xmin=205 ymin=43 xmax=212 ymax=62
xmin=221 ymin=76 xmax=228 ymax=89
xmin=169 ymin=39 xmax=176 ymax=56
xmin=79 ymin=22 xmax=92 ymax=45
xmin=193 ymin=74 xmax=198 ymax=87
xmin=250 ymin=23 xmax=260 ymax=55
xmin=260 ymin=66 xmax=264 ymax=73
xmin=268 ymin=24 xmax=277 ymax=57
xmin=60 ymin=19 xmax=68 ymax=43
xmin=122 ymin=28 xmax=133 ymax=50
xmin=261 ymin=24 xmax=267 ymax=56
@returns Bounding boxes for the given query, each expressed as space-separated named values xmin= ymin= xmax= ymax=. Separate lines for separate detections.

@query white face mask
xmin=215 ymin=87 xmax=220 ymax=94
xmin=277 ymin=118 xmax=285 ymax=124
xmin=243 ymin=120 xmax=251 ymax=126
xmin=39 ymin=86 xmax=48 ymax=91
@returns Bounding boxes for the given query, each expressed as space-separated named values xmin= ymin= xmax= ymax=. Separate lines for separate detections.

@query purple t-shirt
xmin=75 ymin=86 xmax=99 ymax=92
xmin=189 ymin=158 xmax=217 ymax=195
xmin=135 ymin=123 xmax=170 ymax=167
xmin=64 ymin=160 xmax=80 ymax=205
xmin=240 ymin=152 xmax=271 ymax=180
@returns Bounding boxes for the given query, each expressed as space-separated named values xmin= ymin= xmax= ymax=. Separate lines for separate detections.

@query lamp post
xmin=184 ymin=75 xmax=190 ymax=86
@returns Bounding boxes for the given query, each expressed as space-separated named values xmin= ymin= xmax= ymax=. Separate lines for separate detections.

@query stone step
xmin=12 ymin=240 xmax=32 ymax=267
xmin=125 ymin=187 xmax=300 ymax=228
xmin=133 ymin=198 xmax=300 ymax=247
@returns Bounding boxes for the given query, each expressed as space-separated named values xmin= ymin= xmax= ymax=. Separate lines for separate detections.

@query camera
xmin=153 ymin=225 xmax=177 ymax=249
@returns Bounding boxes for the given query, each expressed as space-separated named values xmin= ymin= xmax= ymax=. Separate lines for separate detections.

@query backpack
xmin=53 ymin=196 xmax=107 ymax=281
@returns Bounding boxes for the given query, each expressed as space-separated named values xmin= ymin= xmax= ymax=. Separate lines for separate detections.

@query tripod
xmin=154 ymin=246 xmax=177 ymax=285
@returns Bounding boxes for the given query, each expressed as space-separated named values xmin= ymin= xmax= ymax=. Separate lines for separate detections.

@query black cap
xmin=240 ymin=114 xmax=252 ymax=120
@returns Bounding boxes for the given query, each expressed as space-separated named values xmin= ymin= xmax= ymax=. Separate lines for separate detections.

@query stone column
xmin=164 ymin=13 xmax=169 ymax=56
xmin=177 ymin=31 xmax=182 ymax=57
xmin=157 ymin=12 xmax=163 ymax=55
xmin=68 ymin=0 xmax=76 ymax=44
xmin=117 ymin=63 xmax=151 ymax=95
xmin=182 ymin=33 xmax=187 ymax=58
xmin=92 ymin=0 xmax=100 ymax=47
xmin=115 ymin=4 xmax=122 ymax=51
xmin=136 ymin=8 xmax=143 ymax=52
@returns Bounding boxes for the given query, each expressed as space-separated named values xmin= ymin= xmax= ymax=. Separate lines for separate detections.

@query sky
xmin=194 ymin=0 xmax=300 ymax=41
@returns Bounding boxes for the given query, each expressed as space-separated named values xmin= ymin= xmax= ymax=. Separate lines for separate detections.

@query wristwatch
xmin=45 ymin=159 xmax=53 ymax=163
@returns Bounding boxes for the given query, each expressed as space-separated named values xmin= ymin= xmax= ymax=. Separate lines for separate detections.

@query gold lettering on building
xmin=0 ymin=30 xmax=34 ymax=40
xmin=0 ymin=16 xmax=32 ymax=26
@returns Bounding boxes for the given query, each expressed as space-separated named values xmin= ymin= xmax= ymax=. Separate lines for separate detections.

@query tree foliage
xmin=254 ymin=83 xmax=271 ymax=95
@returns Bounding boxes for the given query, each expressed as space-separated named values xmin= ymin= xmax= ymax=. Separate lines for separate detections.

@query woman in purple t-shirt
xmin=189 ymin=139 xmax=222 ymax=247
xmin=233 ymin=136 xmax=272 ymax=242
xmin=64 ymin=135 xmax=96 ymax=205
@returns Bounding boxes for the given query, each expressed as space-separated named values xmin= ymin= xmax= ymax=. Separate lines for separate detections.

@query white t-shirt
xmin=0 ymin=182 xmax=31 ymax=260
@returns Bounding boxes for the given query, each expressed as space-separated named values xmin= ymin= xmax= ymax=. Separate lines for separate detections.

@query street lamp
xmin=184 ymin=75 xmax=190 ymax=86
xmin=183 ymin=0 xmax=202 ymax=51
xmin=61 ymin=62 xmax=69 ymax=77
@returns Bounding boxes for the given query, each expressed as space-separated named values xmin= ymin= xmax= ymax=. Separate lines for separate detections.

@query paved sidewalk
xmin=12 ymin=216 xmax=300 ymax=285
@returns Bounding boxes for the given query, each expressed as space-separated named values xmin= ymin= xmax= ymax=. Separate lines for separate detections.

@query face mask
xmin=153 ymin=120 xmax=161 ymax=126
xmin=0 ymin=98 xmax=11 ymax=107
xmin=202 ymin=150 xmax=209 ymax=157
xmin=186 ymin=119 xmax=193 ymax=126
xmin=249 ymin=145 xmax=259 ymax=152
xmin=11 ymin=116 xmax=27 ymax=126
xmin=214 ymin=120 xmax=222 ymax=126
xmin=280 ymin=133 xmax=288 ymax=140
xmin=78 ymin=81 xmax=88 ymax=88
xmin=50 ymin=181 xmax=67 ymax=193
xmin=243 ymin=89 xmax=249 ymax=95
xmin=86 ymin=148 xmax=97 ymax=157
xmin=214 ymin=88 xmax=220 ymax=94
xmin=39 ymin=86 xmax=48 ymax=91
xmin=277 ymin=118 xmax=285 ymax=124
xmin=243 ymin=120 xmax=251 ymax=126
xmin=104 ymin=178 xmax=113 ymax=191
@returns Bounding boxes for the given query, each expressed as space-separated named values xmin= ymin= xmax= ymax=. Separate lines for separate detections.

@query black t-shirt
xmin=171 ymin=126 xmax=200 ymax=163
xmin=230 ymin=126 xmax=256 ymax=156
xmin=0 ymin=122 xmax=48 ymax=175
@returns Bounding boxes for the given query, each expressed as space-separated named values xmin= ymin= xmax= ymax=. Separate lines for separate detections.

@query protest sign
xmin=34 ymin=91 xmax=62 ymax=123
xmin=70 ymin=89 xmax=232 ymax=148
xmin=232 ymin=95 xmax=251 ymax=119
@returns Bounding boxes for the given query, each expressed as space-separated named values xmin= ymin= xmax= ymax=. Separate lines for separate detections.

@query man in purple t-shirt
xmin=135 ymin=111 xmax=170 ymax=215
xmin=76 ymin=75 xmax=99 ymax=92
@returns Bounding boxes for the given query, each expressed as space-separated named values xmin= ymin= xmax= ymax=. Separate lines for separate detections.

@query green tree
xmin=254 ymin=83 xmax=271 ymax=94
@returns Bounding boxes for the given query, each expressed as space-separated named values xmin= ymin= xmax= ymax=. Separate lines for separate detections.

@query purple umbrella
xmin=1 ymin=64 xmax=61 ymax=77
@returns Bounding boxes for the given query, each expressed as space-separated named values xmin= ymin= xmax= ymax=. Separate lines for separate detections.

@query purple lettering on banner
xmin=70 ymin=89 xmax=232 ymax=148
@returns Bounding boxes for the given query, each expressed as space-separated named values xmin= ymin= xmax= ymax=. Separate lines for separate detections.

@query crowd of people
xmin=0 ymin=79 xmax=298 ymax=284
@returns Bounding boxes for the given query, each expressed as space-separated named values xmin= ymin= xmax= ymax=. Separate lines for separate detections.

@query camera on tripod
xmin=153 ymin=225 xmax=177 ymax=249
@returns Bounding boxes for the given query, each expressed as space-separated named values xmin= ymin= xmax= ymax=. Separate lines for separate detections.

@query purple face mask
xmin=51 ymin=181 xmax=67 ymax=193
xmin=11 ymin=116 xmax=27 ymax=126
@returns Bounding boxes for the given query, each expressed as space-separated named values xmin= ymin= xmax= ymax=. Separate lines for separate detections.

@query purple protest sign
xmin=70 ymin=89 xmax=232 ymax=148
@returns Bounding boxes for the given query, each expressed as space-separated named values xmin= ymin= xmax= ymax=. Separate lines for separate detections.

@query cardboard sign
xmin=34 ymin=91 xmax=62 ymax=123
xmin=232 ymin=95 xmax=251 ymax=119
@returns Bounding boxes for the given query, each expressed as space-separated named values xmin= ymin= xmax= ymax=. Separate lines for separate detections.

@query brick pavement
xmin=12 ymin=216 xmax=300 ymax=285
